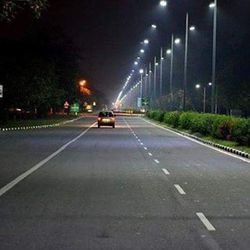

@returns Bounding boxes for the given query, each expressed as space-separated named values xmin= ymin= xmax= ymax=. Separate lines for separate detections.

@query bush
xmin=232 ymin=118 xmax=250 ymax=146
xmin=179 ymin=112 xmax=196 ymax=130
xmin=148 ymin=110 xmax=165 ymax=122
xmin=163 ymin=111 xmax=181 ymax=128
xmin=190 ymin=114 xmax=214 ymax=135
xmin=211 ymin=115 xmax=235 ymax=140
xmin=147 ymin=110 xmax=250 ymax=146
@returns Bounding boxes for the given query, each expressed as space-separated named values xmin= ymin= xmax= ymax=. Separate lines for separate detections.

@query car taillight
xmin=98 ymin=117 xmax=101 ymax=121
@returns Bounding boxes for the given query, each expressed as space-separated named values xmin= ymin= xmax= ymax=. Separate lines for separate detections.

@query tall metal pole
xmin=160 ymin=48 xmax=163 ymax=98
xmin=144 ymin=68 xmax=148 ymax=98
xmin=153 ymin=57 xmax=157 ymax=106
xmin=211 ymin=0 xmax=217 ymax=113
xmin=149 ymin=62 xmax=152 ymax=108
xmin=140 ymin=74 xmax=143 ymax=99
xmin=203 ymin=87 xmax=206 ymax=113
xmin=170 ymin=34 xmax=174 ymax=105
xmin=183 ymin=13 xmax=189 ymax=111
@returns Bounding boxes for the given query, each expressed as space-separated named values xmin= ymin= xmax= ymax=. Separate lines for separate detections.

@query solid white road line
xmin=148 ymin=152 xmax=153 ymax=156
xmin=162 ymin=168 xmax=170 ymax=175
xmin=0 ymin=122 xmax=96 ymax=198
xmin=196 ymin=212 xmax=216 ymax=231
xmin=142 ymin=118 xmax=250 ymax=164
xmin=154 ymin=159 xmax=160 ymax=164
xmin=174 ymin=184 xmax=186 ymax=195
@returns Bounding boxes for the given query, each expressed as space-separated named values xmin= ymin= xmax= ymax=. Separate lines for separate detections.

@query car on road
xmin=97 ymin=111 xmax=115 ymax=128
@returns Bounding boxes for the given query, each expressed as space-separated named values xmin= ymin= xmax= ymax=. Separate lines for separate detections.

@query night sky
xmin=1 ymin=0 xmax=249 ymax=102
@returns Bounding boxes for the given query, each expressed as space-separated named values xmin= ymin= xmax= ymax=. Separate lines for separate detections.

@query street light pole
xmin=170 ymin=34 xmax=174 ymax=105
xmin=149 ymin=62 xmax=152 ymax=107
xmin=183 ymin=13 xmax=189 ymax=111
xmin=153 ymin=57 xmax=157 ymax=106
xmin=140 ymin=74 xmax=143 ymax=99
xmin=144 ymin=68 xmax=148 ymax=98
xmin=211 ymin=0 xmax=217 ymax=114
xmin=160 ymin=47 xmax=163 ymax=98
xmin=203 ymin=87 xmax=206 ymax=113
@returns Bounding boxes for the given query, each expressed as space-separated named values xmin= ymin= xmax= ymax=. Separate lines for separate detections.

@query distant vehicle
xmin=85 ymin=104 xmax=93 ymax=113
xmin=97 ymin=111 xmax=115 ymax=128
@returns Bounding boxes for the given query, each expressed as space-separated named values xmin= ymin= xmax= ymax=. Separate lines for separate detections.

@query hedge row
xmin=146 ymin=110 xmax=250 ymax=146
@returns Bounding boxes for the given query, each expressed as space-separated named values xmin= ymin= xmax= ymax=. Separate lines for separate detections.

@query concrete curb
xmin=0 ymin=116 xmax=82 ymax=133
xmin=147 ymin=118 xmax=250 ymax=160
xmin=178 ymin=130 xmax=250 ymax=159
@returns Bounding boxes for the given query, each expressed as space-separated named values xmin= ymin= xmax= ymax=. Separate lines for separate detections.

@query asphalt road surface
xmin=1 ymin=115 xmax=250 ymax=250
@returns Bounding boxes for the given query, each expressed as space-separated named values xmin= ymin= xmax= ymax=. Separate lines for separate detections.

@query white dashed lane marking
xmin=196 ymin=213 xmax=216 ymax=231
xmin=162 ymin=168 xmax=170 ymax=175
xmin=154 ymin=159 xmax=160 ymax=164
xmin=174 ymin=184 xmax=186 ymax=195
xmin=148 ymin=152 xmax=153 ymax=156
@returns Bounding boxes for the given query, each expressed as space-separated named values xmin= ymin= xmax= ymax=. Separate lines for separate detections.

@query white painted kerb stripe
xmin=162 ymin=168 xmax=170 ymax=175
xmin=0 ymin=122 xmax=96 ymax=197
xmin=196 ymin=212 xmax=216 ymax=231
xmin=174 ymin=184 xmax=186 ymax=195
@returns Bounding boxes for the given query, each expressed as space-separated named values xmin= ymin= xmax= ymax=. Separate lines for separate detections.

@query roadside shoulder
xmin=143 ymin=117 xmax=250 ymax=163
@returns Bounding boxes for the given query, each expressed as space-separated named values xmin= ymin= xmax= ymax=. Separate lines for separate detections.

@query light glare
xmin=175 ymin=38 xmax=181 ymax=44
xmin=160 ymin=0 xmax=167 ymax=7
xmin=189 ymin=26 xmax=196 ymax=31
xmin=209 ymin=2 xmax=216 ymax=8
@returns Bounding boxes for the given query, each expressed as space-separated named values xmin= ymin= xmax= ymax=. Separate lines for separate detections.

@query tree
xmin=0 ymin=25 xmax=81 ymax=119
xmin=0 ymin=0 xmax=48 ymax=22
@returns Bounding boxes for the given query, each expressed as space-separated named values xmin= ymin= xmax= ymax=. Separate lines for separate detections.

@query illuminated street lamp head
xmin=208 ymin=82 xmax=212 ymax=86
xmin=151 ymin=24 xmax=157 ymax=29
xmin=167 ymin=49 xmax=172 ymax=55
xmin=144 ymin=39 xmax=149 ymax=44
xmin=209 ymin=2 xmax=216 ymax=8
xmin=79 ymin=80 xmax=87 ymax=86
xmin=174 ymin=38 xmax=181 ymax=44
xmin=196 ymin=84 xmax=201 ymax=89
xmin=134 ymin=61 xmax=138 ymax=66
xmin=139 ymin=69 xmax=144 ymax=74
xmin=140 ymin=49 xmax=145 ymax=54
xmin=189 ymin=26 xmax=196 ymax=31
xmin=160 ymin=0 xmax=167 ymax=7
xmin=155 ymin=62 xmax=159 ymax=66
